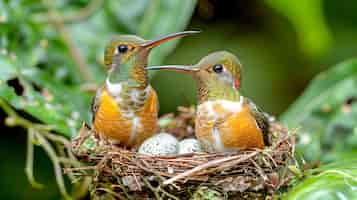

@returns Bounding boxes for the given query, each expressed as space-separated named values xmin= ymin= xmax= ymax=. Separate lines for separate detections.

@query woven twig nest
xmin=69 ymin=107 xmax=295 ymax=199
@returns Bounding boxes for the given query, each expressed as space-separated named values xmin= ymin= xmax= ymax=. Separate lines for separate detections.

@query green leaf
xmin=0 ymin=0 xmax=197 ymax=138
xmin=0 ymin=55 xmax=91 ymax=137
xmin=280 ymin=59 xmax=357 ymax=162
xmin=281 ymin=59 xmax=357 ymax=126
xmin=283 ymin=159 xmax=357 ymax=200
xmin=264 ymin=0 xmax=332 ymax=57
xmin=0 ymin=56 xmax=17 ymax=81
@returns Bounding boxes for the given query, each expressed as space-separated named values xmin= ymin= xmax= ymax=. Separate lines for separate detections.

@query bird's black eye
xmin=212 ymin=64 xmax=224 ymax=73
xmin=117 ymin=45 xmax=128 ymax=53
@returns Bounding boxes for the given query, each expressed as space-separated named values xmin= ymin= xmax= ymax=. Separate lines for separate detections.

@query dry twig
xmin=70 ymin=108 xmax=295 ymax=199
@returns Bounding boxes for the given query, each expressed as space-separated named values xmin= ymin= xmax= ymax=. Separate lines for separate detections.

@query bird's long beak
xmin=146 ymin=65 xmax=199 ymax=73
xmin=141 ymin=31 xmax=200 ymax=49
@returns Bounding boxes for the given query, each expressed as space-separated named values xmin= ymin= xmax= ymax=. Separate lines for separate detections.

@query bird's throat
xmin=108 ymin=61 xmax=148 ymax=89
xmin=197 ymin=81 xmax=240 ymax=104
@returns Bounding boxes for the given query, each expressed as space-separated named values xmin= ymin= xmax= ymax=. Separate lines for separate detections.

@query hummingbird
xmin=92 ymin=31 xmax=199 ymax=148
xmin=147 ymin=51 xmax=270 ymax=152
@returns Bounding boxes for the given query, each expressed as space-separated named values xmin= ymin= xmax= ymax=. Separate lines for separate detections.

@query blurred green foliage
xmin=0 ymin=55 xmax=91 ymax=136
xmin=1 ymin=0 xmax=357 ymax=199
xmin=282 ymin=59 xmax=357 ymax=162
xmin=281 ymin=59 xmax=357 ymax=200
xmin=264 ymin=0 xmax=332 ymax=57
xmin=284 ymin=159 xmax=357 ymax=199
xmin=0 ymin=0 xmax=196 ymax=137
xmin=0 ymin=0 xmax=196 ymax=198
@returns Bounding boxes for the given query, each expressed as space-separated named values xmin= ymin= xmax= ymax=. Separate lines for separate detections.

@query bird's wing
xmin=244 ymin=98 xmax=271 ymax=145
xmin=91 ymin=86 xmax=104 ymax=123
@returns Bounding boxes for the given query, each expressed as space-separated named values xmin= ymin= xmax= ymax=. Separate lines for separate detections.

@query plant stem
xmin=34 ymin=0 xmax=104 ymax=24
xmin=25 ymin=128 xmax=44 ymax=189
xmin=35 ymin=131 xmax=71 ymax=199
xmin=0 ymin=98 xmax=88 ymax=199
xmin=42 ymin=0 xmax=93 ymax=82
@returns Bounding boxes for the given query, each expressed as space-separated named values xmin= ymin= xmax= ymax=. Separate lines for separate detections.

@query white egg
xmin=178 ymin=138 xmax=202 ymax=154
xmin=138 ymin=133 xmax=178 ymax=156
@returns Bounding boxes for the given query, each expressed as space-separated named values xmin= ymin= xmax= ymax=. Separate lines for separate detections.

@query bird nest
xmin=68 ymin=107 xmax=295 ymax=199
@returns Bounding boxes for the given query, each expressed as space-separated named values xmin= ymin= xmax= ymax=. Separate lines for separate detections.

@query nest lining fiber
xmin=69 ymin=107 xmax=295 ymax=199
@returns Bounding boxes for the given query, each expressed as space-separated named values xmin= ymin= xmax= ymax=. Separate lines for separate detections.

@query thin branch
xmin=43 ymin=131 xmax=71 ymax=146
xmin=72 ymin=177 xmax=91 ymax=200
xmin=35 ymin=131 xmax=71 ymax=199
xmin=80 ymin=83 xmax=99 ymax=93
xmin=158 ymin=185 xmax=179 ymax=200
xmin=58 ymin=157 xmax=83 ymax=166
xmin=95 ymin=188 xmax=125 ymax=199
xmin=112 ymin=184 xmax=133 ymax=200
xmin=250 ymin=158 xmax=268 ymax=181
xmin=0 ymin=99 xmax=53 ymax=131
xmin=25 ymin=128 xmax=44 ymax=189
xmin=0 ymin=98 xmax=89 ymax=198
xmin=163 ymin=152 xmax=258 ymax=185
xmin=62 ymin=0 xmax=104 ymax=23
xmin=262 ymin=151 xmax=278 ymax=168
xmin=34 ymin=0 xmax=104 ymax=24
xmin=42 ymin=0 xmax=92 ymax=82
xmin=142 ymin=178 xmax=161 ymax=200
xmin=41 ymin=130 xmax=79 ymax=165
xmin=0 ymin=98 xmax=18 ymax=117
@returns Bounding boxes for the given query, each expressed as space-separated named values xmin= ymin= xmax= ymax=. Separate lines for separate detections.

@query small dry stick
xmin=250 ymin=158 xmax=268 ymax=181
xmin=158 ymin=185 xmax=180 ymax=200
xmin=163 ymin=152 xmax=258 ymax=185
xmin=142 ymin=178 xmax=161 ymax=200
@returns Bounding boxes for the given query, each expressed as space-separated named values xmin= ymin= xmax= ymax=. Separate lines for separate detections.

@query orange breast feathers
xmin=93 ymin=89 xmax=158 ymax=147
xmin=195 ymin=101 xmax=265 ymax=152
xmin=218 ymin=106 xmax=264 ymax=149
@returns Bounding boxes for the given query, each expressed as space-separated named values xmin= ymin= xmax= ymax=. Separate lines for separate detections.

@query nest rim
xmin=69 ymin=122 xmax=295 ymax=199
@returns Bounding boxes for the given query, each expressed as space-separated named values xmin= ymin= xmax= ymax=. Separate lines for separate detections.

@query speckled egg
xmin=138 ymin=133 xmax=178 ymax=156
xmin=178 ymin=138 xmax=202 ymax=154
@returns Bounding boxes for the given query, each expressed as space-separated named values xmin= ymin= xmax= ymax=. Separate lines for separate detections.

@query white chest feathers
xmin=106 ymin=78 xmax=150 ymax=110
xmin=106 ymin=78 xmax=122 ymax=95
xmin=197 ymin=97 xmax=244 ymax=120
xmin=105 ymin=79 xmax=149 ymax=142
